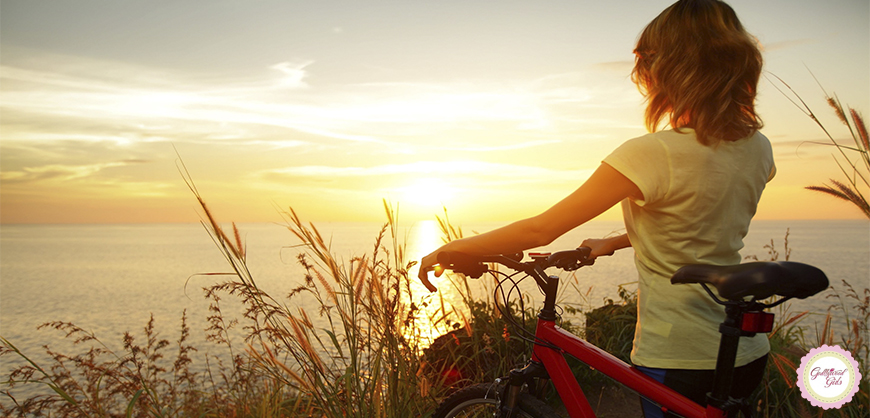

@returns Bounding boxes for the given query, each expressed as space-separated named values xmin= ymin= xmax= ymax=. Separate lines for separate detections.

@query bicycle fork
xmin=498 ymin=360 xmax=551 ymax=417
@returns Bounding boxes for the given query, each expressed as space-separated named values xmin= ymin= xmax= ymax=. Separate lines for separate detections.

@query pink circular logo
xmin=796 ymin=345 xmax=862 ymax=410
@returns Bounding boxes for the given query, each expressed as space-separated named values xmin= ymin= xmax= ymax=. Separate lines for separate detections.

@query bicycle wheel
xmin=432 ymin=383 xmax=561 ymax=418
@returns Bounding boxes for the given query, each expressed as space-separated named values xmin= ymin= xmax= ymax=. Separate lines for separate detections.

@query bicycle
xmin=430 ymin=248 xmax=829 ymax=418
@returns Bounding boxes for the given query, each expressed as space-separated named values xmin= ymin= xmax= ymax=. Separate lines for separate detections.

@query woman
xmin=418 ymin=0 xmax=772 ymax=416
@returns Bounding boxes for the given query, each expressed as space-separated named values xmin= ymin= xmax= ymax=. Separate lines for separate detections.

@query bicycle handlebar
xmin=436 ymin=247 xmax=594 ymax=279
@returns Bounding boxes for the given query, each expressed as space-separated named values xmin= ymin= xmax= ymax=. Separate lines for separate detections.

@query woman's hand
xmin=581 ymin=234 xmax=631 ymax=259
xmin=418 ymin=249 xmax=444 ymax=292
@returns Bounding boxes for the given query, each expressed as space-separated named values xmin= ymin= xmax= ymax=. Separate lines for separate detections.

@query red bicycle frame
xmin=531 ymin=317 xmax=717 ymax=418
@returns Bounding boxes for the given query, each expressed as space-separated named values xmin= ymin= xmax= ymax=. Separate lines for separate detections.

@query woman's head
xmin=631 ymin=0 xmax=763 ymax=145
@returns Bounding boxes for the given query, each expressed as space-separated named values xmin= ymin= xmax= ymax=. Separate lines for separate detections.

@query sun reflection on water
xmin=403 ymin=220 xmax=467 ymax=348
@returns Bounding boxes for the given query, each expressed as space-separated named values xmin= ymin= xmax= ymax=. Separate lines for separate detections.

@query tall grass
xmin=770 ymin=74 xmax=870 ymax=218
xmin=804 ymin=97 xmax=869 ymax=218
xmin=178 ymin=171 xmax=450 ymax=416
xmin=0 ymin=310 xmax=271 ymax=417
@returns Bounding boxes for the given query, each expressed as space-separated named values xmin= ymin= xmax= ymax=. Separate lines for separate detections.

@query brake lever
xmin=555 ymin=259 xmax=579 ymax=271
xmin=561 ymin=258 xmax=594 ymax=271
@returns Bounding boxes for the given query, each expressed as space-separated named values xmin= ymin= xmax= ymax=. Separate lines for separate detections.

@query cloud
xmin=529 ymin=70 xmax=638 ymax=109
xmin=269 ymin=61 xmax=314 ymax=89
xmin=592 ymin=60 xmax=634 ymax=73
xmin=440 ymin=139 xmax=562 ymax=152
xmin=244 ymin=162 xmax=594 ymax=204
xmin=762 ymin=38 xmax=817 ymax=52
xmin=0 ymin=60 xmax=390 ymax=146
xmin=257 ymin=161 xmax=593 ymax=183
xmin=0 ymin=160 xmax=144 ymax=184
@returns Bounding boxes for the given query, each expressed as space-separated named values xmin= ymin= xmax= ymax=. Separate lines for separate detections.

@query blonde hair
xmin=631 ymin=0 xmax=763 ymax=146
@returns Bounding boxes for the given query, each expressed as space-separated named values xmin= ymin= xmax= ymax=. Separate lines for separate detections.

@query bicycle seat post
xmin=708 ymin=301 xmax=763 ymax=415
xmin=710 ymin=305 xmax=741 ymax=404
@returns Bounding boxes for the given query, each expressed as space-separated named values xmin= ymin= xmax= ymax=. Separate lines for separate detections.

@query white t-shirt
xmin=603 ymin=128 xmax=775 ymax=369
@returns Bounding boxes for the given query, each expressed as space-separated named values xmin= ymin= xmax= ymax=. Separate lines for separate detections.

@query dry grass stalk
xmin=311 ymin=268 xmax=338 ymax=305
xmin=232 ymin=222 xmax=245 ymax=260
xmin=248 ymin=342 xmax=309 ymax=393
xmin=817 ymin=312 xmax=833 ymax=346
xmin=353 ymin=257 xmax=368 ymax=304
xmin=770 ymin=353 xmax=796 ymax=388
xmin=851 ymin=319 xmax=865 ymax=356
xmin=769 ymin=74 xmax=869 ymax=218
xmin=769 ymin=310 xmax=809 ymax=336
xmin=851 ymin=109 xmax=869 ymax=150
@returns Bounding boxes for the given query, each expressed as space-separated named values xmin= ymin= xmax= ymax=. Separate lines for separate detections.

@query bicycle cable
xmin=491 ymin=270 xmax=565 ymax=352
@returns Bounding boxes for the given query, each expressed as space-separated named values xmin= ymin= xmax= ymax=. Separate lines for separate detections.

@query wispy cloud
xmin=763 ymin=38 xmax=817 ymax=52
xmin=0 ymin=160 xmax=143 ymax=183
xmin=256 ymin=161 xmax=593 ymax=183
xmin=269 ymin=61 xmax=314 ymax=89
xmin=592 ymin=60 xmax=634 ymax=73
xmin=439 ymin=140 xmax=563 ymax=152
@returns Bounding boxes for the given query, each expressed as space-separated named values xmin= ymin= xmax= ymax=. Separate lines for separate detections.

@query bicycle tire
xmin=432 ymin=383 xmax=562 ymax=418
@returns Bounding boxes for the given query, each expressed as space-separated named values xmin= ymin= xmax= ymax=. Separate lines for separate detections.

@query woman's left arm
xmin=418 ymin=162 xmax=641 ymax=291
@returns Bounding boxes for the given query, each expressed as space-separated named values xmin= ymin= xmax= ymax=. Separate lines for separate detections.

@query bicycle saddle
xmin=671 ymin=261 xmax=829 ymax=300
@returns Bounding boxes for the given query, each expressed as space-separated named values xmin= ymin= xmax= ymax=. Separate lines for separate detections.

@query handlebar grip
xmin=547 ymin=247 xmax=593 ymax=270
xmin=437 ymin=251 xmax=489 ymax=278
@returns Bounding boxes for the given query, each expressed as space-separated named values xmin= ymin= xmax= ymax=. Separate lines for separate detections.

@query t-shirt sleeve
xmin=602 ymin=135 xmax=670 ymax=206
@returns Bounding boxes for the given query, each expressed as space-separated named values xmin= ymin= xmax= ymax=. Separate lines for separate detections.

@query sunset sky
xmin=1 ymin=0 xmax=868 ymax=224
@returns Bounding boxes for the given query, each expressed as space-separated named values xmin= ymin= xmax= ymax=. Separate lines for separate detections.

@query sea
xmin=0 ymin=219 xmax=867 ymax=401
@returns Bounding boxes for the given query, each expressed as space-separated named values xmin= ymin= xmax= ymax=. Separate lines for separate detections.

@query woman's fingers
xmin=418 ymin=252 xmax=442 ymax=292
xmin=419 ymin=270 xmax=438 ymax=292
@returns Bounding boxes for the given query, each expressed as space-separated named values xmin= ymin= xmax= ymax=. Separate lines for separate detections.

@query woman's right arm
xmin=418 ymin=163 xmax=641 ymax=291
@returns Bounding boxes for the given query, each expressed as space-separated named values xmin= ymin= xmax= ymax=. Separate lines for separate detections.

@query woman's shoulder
xmin=609 ymin=131 xmax=669 ymax=158
xmin=631 ymin=128 xmax=697 ymax=147
xmin=748 ymin=130 xmax=772 ymax=148
xmin=654 ymin=129 xmax=772 ymax=150
xmin=612 ymin=129 xmax=771 ymax=157
xmin=721 ymin=130 xmax=773 ymax=155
